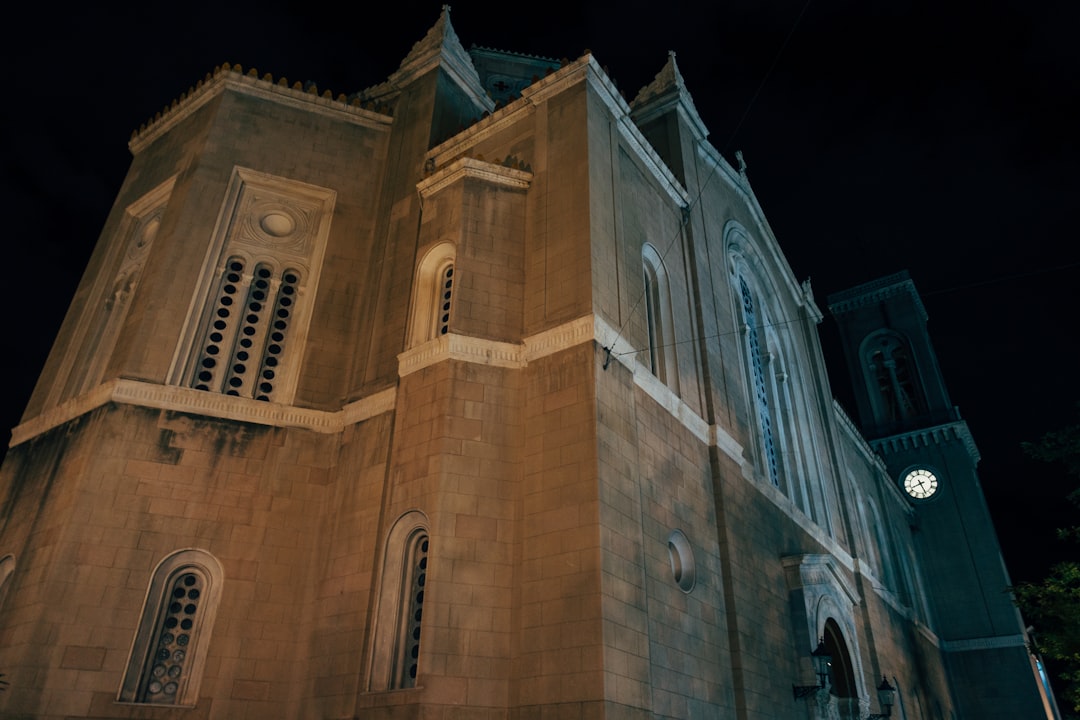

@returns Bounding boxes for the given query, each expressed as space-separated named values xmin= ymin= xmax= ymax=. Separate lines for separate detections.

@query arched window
xmin=169 ymin=168 xmax=333 ymax=405
xmin=642 ymin=244 xmax=679 ymax=392
xmin=862 ymin=331 xmax=925 ymax=425
xmin=367 ymin=511 xmax=431 ymax=691
xmin=739 ymin=274 xmax=778 ymax=486
xmin=118 ymin=549 xmax=223 ymax=706
xmin=407 ymin=243 xmax=457 ymax=347
xmin=435 ymin=264 xmax=454 ymax=337
xmin=395 ymin=530 xmax=429 ymax=688
xmin=763 ymin=326 xmax=799 ymax=499
xmin=190 ymin=258 xmax=302 ymax=402
xmin=823 ymin=618 xmax=857 ymax=699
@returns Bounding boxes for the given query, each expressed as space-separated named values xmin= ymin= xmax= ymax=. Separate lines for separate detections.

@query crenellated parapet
xmin=128 ymin=62 xmax=394 ymax=153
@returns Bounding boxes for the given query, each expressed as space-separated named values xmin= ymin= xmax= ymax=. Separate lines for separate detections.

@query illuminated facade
xmin=0 ymin=9 xmax=1057 ymax=719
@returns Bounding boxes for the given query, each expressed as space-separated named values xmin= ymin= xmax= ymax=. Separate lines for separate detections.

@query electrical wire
xmin=603 ymin=0 xmax=814 ymax=362
xmin=608 ymin=258 xmax=1080 ymax=361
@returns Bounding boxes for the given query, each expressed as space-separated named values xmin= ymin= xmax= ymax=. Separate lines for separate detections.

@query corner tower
xmin=828 ymin=271 xmax=1057 ymax=719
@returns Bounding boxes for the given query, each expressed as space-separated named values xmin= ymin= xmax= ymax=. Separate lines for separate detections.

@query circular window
xmin=667 ymin=529 xmax=696 ymax=593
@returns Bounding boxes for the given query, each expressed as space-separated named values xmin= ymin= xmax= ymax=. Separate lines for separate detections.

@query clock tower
xmin=828 ymin=271 xmax=1056 ymax=719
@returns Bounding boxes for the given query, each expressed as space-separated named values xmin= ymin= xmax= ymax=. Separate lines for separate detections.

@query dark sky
xmin=3 ymin=2 xmax=1078 ymax=588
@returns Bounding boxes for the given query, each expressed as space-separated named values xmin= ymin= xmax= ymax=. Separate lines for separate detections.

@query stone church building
xmin=0 ymin=8 xmax=1059 ymax=719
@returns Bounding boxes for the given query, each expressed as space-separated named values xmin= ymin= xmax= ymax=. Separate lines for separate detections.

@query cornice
xmin=398 ymin=333 xmax=526 ymax=376
xmin=870 ymin=420 xmax=981 ymax=466
xmin=469 ymin=44 xmax=559 ymax=65
xmin=397 ymin=316 xmax=596 ymax=377
xmin=826 ymin=271 xmax=928 ymax=322
xmin=417 ymin=157 xmax=532 ymax=198
xmin=524 ymin=315 xmax=595 ymax=360
xmin=9 ymin=380 xmax=396 ymax=446
xmin=940 ymin=633 xmax=1026 ymax=653
xmin=15 ymin=317 xmax=598 ymax=446
xmin=129 ymin=65 xmax=392 ymax=155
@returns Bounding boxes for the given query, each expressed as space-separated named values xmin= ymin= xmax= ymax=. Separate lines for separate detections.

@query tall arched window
xmin=823 ymin=618 xmax=857 ymax=700
xmin=763 ymin=326 xmax=801 ymax=500
xmin=190 ymin=258 xmax=303 ymax=402
xmin=169 ymin=167 xmax=334 ymax=406
xmin=368 ymin=511 xmax=432 ymax=691
xmin=739 ymin=274 xmax=779 ymax=486
xmin=407 ymin=243 xmax=457 ymax=347
xmin=862 ymin=331 xmax=925 ymax=425
xmin=642 ymin=244 xmax=679 ymax=392
xmin=396 ymin=530 xmax=429 ymax=688
xmin=119 ymin=549 xmax=223 ymax=706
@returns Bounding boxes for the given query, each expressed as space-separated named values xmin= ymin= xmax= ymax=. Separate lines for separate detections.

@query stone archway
xmin=824 ymin=618 xmax=856 ymax=698
xmin=783 ymin=554 xmax=870 ymax=720
xmin=820 ymin=618 xmax=862 ymax=719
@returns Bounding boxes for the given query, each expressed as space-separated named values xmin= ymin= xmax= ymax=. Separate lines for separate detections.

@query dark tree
xmin=1013 ymin=404 xmax=1080 ymax=717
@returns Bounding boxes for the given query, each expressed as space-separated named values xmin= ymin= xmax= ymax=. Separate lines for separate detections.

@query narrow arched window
xmin=139 ymin=570 xmax=207 ymax=702
xmin=367 ymin=511 xmax=432 ymax=691
xmin=436 ymin=264 xmax=454 ymax=337
xmin=407 ymin=243 xmax=457 ymax=347
xmin=862 ymin=332 xmax=926 ymax=426
xmin=763 ymin=330 xmax=797 ymax=498
xmin=396 ymin=530 xmax=429 ymax=689
xmin=739 ymin=274 xmax=778 ymax=486
xmin=119 ymin=550 xmax=223 ymax=706
xmin=642 ymin=244 xmax=679 ymax=391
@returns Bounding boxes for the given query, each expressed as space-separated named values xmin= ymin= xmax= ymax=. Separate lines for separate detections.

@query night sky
xmin=4 ymin=2 xmax=1078 ymax=592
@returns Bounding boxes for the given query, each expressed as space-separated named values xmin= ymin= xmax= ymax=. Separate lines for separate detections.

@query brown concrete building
xmin=0 ymin=9 xmax=1059 ymax=719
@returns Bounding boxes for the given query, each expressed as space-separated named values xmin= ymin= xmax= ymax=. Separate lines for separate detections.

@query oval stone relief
xmin=259 ymin=211 xmax=296 ymax=237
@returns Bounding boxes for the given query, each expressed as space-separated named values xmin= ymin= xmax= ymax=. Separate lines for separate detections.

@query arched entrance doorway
xmin=822 ymin=618 xmax=860 ymax=719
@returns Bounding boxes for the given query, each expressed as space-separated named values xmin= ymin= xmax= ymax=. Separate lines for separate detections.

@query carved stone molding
xmin=416 ymin=157 xmax=532 ymax=198
xmin=10 ymin=380 xmax=396 ymax=446
xmin=941 ymin=633 xmax=1027 ymax=653
xmin=826 ymin=271 xmax=928 ymax=322
xmin=130 ymin=69 xmax=391 ymax=155
xmin=398 ymin=333 xmax=526 ymax=376
xmin=870 ymin=419 xmax=980 ymax=465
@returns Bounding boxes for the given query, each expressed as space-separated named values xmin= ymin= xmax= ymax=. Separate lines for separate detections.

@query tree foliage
xmin=1014 ymin=563 xmax=1080 ymax=716
xmin=1014 ymin=405 xmax=1080 ymax=717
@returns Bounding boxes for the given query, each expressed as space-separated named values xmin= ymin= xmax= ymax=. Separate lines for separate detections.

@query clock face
xmin=903 ymin=468 xmax=939 ymax=499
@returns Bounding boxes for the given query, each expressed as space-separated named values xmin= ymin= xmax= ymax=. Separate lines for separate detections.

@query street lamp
xmin=793 ymin=638 xmax=832 ymax=700
xmin=867 ymin=676 xmax=896 ymax=718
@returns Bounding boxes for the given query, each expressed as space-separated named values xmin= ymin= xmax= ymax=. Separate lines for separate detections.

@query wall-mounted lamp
xmin=867 ymin=676 xmax=896 ymax=718
xmin=792 ymin=638 xmax=832 ymax=700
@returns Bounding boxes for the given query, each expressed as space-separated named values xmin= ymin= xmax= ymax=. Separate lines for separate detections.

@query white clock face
xmin=903 ymin=468 xmax=939 ymax=499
